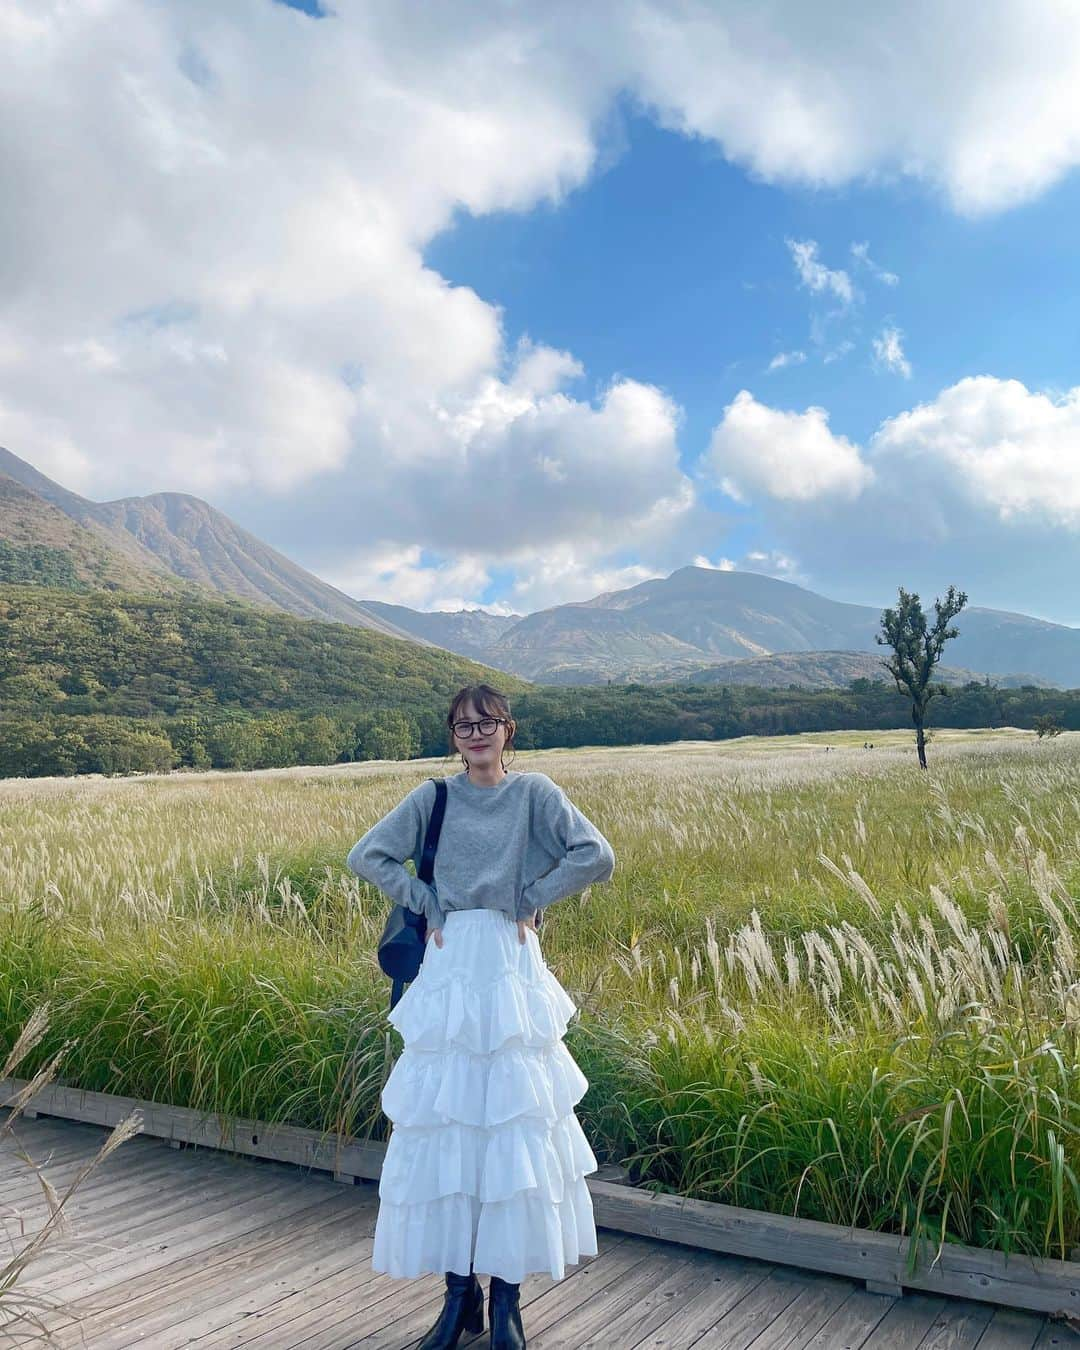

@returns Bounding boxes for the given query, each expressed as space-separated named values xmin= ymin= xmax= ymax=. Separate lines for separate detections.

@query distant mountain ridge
xmin=3 ymin=446 xmax=1076 ymax=689
xmin=0 ymin=446 xmax=426 ymax=643
xmin=362 ymin=599 xmax=521 ymax=662
xmin=362 ymin=566 xmax=1080 ymax=688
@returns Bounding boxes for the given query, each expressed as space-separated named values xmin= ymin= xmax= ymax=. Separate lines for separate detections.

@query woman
xmin=346 ymin=683 xmax=616 ymax=1350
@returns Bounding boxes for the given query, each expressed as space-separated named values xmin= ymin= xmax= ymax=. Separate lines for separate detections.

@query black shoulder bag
xmin=376 ymin=777 xmax=447 ymax=1010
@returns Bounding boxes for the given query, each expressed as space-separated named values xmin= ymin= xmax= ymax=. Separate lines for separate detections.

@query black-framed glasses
xmin=452 ymin=717 xmax=506 ymax=739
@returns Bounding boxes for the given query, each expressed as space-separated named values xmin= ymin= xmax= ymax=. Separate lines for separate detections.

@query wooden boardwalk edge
xmin=4 ymin=1074 xmax=1078 ymax=1319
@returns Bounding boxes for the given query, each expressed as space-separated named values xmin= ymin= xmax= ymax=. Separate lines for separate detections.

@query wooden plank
xmin=976 ymin=1307 xmax=1046 ymax=1350
xmin=186 ymin=1250 xmax=388 ymax=1347
xmin=630 ymin=1258 xmax=777 ymax=1348
xmin=8 ymin=1163 xmax=255 ymax=1284
xmin=230 ymin=1268 xmax=408 ymax=1349
xmin=50 ymin=1202 xmax=368 ymax=1349
xmin=26 ymin=1161 xmax=327 ymax=1293
xmin=860 ymin=1293 xmax=948 ymax=1347
xmin=349 ymin=1281 xmax=474 ymax=1350
xmin=51 ymin=1184 xmax=370 ymax=1318
xmin=285 ymin=1270 xmax=448 ymax=1349
xmin=459 ymin=1237 xmax=641 ymax=1349
xmin=2 ymin=1111 xmax=347 ymax=1198
xmin=1 ymin=1080 xmax=386 ymax=1182
xmin=589 ymin=1181 xmax=1080 ymax=1318
xmin=578 ymin=1249 xmax=748 ymax=1349
xmin=1031 ymin=1317 xmax=1080 ymax=1348
xmin=911 ymin=1297 xmax=994 ymax=1349
xmin=38 ymin=1183 xmax=368 ymax=1320
xmin=1 ymin=1135 xmax=229 ymax=1210
xmin=6 ymin=1096 xmax=1070 ymax=1323
xmin=0 ymin=1127 xmax=118 ymax=1178
xmin=744 ymin=1274 xmax=860 ymax=1349
xmin=2 ymin=1113 xmax=105 ymax=1148
xmin=799 ymin=1288 xmax=895 ymax=1349
xmin=7 ymin=1129 xmax=338 ymax=1275
xmin=686 ymin=1268 xmax=812 ymax=1349
xmin=527 ymin=1241 xmax=695 ymax=1347
xmin=463 ymin=1238 xmax=659 ymax=1349
xmin=86 ymin=1221 xmax=377 ymax=1350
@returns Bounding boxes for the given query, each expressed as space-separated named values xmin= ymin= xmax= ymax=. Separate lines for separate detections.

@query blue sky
xmin=428 ymin=109 xmax=1080 ymax=608
xmin=4 ymin=3 xmax=1079 ymax=624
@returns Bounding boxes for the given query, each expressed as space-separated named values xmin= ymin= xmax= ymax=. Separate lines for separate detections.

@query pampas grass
xmin=1 ymin=728 xmax=1077 ymax=1261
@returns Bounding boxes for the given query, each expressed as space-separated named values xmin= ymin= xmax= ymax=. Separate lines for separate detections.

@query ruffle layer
xmin=374 ymin=910 xmax=598 ymax=1283
xmin=372 ymin=1177 xmax=598 ymax=1284
xmin=389 ymin=962 xmax=576 ymax=1055
xmin=378 ymin=1111 xmax=598 ymax=1206
xmin=381 ymin=1040 xmax=588 ymax=1130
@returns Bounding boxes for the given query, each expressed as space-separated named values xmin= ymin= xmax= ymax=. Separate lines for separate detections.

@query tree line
xmin=0 ymin=679 xmax=1075 ymax=779
xmin=0 ymin=582 xmax=1074 ymax=779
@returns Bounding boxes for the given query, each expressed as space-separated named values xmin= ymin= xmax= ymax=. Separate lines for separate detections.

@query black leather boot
xmin=488 ymin=1275 xmax=526 ymax=1349
xmin=417 ymin=1271 xmax=484 ymax=1349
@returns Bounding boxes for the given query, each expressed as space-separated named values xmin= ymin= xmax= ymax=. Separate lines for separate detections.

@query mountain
xmin=0 ymin=585 xmax=530 ymax=722
xmin=364 ymin=566 xmax=1080 ymax=688
xmin=0 ymin=472 xmax=188 ymax=595
xmin=5 ymin=446 xmax=1076 ymax=690
xmin=362 ymin=599 xmax=522 ymax=662
xmin=0 ymin=447 xmax=425 ymax=643
xmin=613 ymin=649 xmax=1056 ymax=690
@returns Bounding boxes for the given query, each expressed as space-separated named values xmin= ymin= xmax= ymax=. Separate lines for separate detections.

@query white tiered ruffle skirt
xmin=372 ymin=908 xmax=599 ymax=1284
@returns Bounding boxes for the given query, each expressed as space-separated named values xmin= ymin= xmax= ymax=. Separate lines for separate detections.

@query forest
xmin=0 ymin=583 xmax=1075 ymax=777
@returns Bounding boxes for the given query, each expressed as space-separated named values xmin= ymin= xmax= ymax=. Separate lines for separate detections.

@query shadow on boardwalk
xmin=1 ymin=1111 xmax=1067 ymax=1348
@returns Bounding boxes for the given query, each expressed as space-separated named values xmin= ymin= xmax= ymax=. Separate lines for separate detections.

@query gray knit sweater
xmin=346 ymin=769 xmax=615 ymax=929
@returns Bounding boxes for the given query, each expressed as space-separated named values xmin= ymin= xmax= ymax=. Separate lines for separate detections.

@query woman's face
xmin=452 ymin=698 xmax=511 ymax=770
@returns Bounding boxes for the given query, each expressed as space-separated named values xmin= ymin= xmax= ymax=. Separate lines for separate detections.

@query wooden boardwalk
xmin=1 ymin=1112 xmax=1069 ymax=1349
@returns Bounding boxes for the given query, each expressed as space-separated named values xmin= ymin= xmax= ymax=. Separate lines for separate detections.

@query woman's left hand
xmin=516 ymin=910 xmax=540 ymax=944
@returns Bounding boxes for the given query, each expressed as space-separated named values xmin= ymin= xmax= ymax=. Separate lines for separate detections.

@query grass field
xmin=1 ymin=727 xmax=1077 ymax=1260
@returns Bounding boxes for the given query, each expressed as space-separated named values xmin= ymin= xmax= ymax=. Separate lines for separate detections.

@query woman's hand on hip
xmin=426 ymin=927 xmax=443 ymax=949
xmin=517 ymin=910 xmax=540 ymax=944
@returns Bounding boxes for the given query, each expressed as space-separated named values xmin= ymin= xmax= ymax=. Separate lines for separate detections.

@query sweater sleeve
xmin=517 ymin=781 xmax=615 ymax=920
xmin=346 ymin=782 xmax=446 ymax=928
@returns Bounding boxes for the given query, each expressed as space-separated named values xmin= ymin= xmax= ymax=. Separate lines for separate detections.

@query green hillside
xmin=1 ymin=582 xmax=1076 ymax=779
xmin=0 ymin=584 xmax=527 ymax=717
xmin=0 ymin=583 xmax=532 ymax=775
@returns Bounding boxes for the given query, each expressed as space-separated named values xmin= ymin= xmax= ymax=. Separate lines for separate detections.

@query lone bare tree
xmin=876 ymin=585 xmax=967 ymax=769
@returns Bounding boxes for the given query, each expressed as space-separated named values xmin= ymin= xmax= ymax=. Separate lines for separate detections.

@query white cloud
xmin=628 ymin=2 xmax=1080 ymax=215
xmin=767 ymin=349 xmax=807 ymax=372
xmin=851 ymin=241 xmax=899 ymax=286
xmin=326 ymin=545 xmax=495 ymax=612
xmin=871 ymin=376 xmax=1080 ymax=527
xmin=786 ymin=239 xmax=855 ymax=305
xmin=7 ymin=2 xmax=1080 ymax=611
xmin=872 ymin=326 xmax=912 ymax=378
xmin=705 ymin=390 xmax=874 ymax=504
xmin=822 ymin=340 xmax=855 ymax=365
xmin=693 ymin=549 xmax=804 ymax=582
xmin=0 ymin=0 xmax=713 ymax=609
xmin=424 ymin=373 xmax=693 ymax=553
xmin=704 ymin=375 xmax=1080 ymax=531
xmin=507 ymin=550 xmax=663 ymax=612
xmin=694 ymin=375 xmax=1080 ymax=626
xmin=744 ymin=549 xmax=805 ymax=581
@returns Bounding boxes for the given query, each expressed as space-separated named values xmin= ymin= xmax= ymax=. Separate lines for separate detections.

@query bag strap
xmin=417 ymin=777 xmax=446 ymax=884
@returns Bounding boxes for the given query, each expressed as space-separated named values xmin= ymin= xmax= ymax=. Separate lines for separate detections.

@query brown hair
xmin=445 ymin=683 xmax=517 ymax=773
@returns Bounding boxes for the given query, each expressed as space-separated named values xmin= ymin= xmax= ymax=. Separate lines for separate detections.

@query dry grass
xmin=1 ymin=728 xmax=1077 ymax=1262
